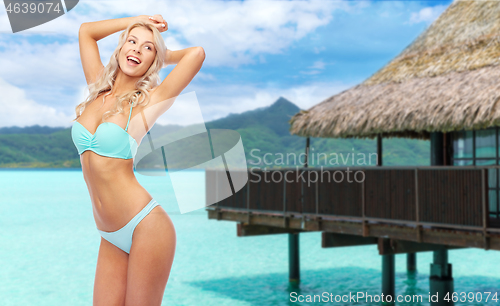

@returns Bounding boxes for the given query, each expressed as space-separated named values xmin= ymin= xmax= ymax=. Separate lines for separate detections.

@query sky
xmin=0 ymin=0 xmax=453 ymax=128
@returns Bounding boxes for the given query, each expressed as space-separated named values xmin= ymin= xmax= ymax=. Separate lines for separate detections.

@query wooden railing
xmin=207 ymin=166 xmax=500 ymax=233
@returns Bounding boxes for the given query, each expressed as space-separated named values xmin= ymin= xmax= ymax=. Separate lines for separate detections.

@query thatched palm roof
xmin=289 ymin=0 xmax=500 ymax=140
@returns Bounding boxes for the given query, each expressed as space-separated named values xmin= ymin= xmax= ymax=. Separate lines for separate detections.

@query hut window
xmin=487 ymin=168 xmax=498 ymax=219
xmin=451 ymin=128 xmax=499 ymax=221
xmin=452 ymin=130 xmax=473 ymax=163
xmin=475 ymin=129 xmax=496 ymax=158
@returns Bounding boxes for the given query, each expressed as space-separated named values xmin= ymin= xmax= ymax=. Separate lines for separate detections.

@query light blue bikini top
xmin=71 ymin=103 xmax=138 ymax=160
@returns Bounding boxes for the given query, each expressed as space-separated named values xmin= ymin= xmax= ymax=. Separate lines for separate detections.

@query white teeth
xmin=127 ymin=56 xmax=140 ymax=64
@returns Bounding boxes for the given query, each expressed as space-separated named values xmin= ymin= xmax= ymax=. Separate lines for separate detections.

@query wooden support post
xmin=407 ymin=252 xmax=416 ymax=272
xmin=430 ymin=132 xmax=454 ymax=305
xmin=381 ymin=239 xmax=395 ymax=305
xmin=286 ymin=131 xmax=308 ymax=288
xmin=415 ymin=169 xmax=422 ymax=243
xmin=362 ymin=171 xmax=368 ymax=237
xmin=378 ymin=136 xmax=395 ymax=305
xmin=482 ymin=168 xmax=490 ymax=250
xmin=430 ymin=249 xmax=454 ymax=305
xmin=377 ymin=134 xmax=382 ymax=166
xmin=431 ymin=132 xmax=444 ymax=166
xmin=304 ymin=137 xmax=310 ymax=168
xmin=301 ymin=137 xmax=309 ymax=222
xmin=289 ymin=233 xmax=300 ymax=286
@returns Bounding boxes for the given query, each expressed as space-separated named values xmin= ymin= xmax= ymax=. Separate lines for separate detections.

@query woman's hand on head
xmin=136 ymin=14 xmax=168 ymax=33
xmin=150 ymin=14 xmax=168 ymax=33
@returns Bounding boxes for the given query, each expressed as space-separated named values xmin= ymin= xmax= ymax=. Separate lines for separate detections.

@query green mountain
xmin=0 ymin=128 xmax=80 ymax=168
xmin=206 ymin=97 xmax=430 ymax=167
xmin=0 ymin=97 xmax=430 ymax=168
xmin=0 ymin=125 xmax=66 ymax=135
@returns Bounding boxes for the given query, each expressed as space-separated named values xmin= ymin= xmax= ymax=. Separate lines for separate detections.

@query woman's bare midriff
xmin=80 ymin=150 xmax=154 ymax=232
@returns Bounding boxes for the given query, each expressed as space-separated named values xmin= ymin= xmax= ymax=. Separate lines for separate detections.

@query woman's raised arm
xmin=78 ymin=15 xmax=164 ymax=85
xmin=152 ymin=47 xmax=205 ymax=105
xmin=164 ymin=48 xmax=200 ymax=66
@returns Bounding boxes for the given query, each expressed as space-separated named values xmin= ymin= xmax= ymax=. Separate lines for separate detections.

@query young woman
xmin=71 ymin=14 xmax=205 ymax=305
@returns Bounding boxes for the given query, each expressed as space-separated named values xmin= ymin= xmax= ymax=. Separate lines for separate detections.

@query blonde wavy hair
xmin=73 ymin=21 xmax=167 ymax=123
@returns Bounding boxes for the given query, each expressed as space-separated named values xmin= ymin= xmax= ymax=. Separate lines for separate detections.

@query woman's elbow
xmin=79 ymin=23 xmax=88 ymax=35
xmin=195 ymin=47 xmax=205 ymax=60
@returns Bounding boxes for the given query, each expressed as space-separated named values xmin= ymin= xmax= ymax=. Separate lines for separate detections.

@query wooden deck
xmin=206 ymin=166 xmax=500 ymax=251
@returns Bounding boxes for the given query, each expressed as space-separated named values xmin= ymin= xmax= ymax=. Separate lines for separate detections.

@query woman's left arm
xmin=151 ymin=47 xmax=205 ymax=103
xmin=164 ymin=47 xmax=200 ymax=66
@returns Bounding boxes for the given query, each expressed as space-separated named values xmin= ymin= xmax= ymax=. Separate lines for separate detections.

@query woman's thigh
xmin=94 ymin=237 xmax=129 ymax=306
xmin=125 ymin=206 xmax=176 ymax=306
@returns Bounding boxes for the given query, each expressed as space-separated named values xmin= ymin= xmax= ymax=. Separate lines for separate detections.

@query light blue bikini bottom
xmin=97 ymin=198 xmax=160 ymax=254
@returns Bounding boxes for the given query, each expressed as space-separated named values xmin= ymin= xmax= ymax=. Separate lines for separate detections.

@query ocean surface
xmin=0 ymin=169 xmax=499 ymax=306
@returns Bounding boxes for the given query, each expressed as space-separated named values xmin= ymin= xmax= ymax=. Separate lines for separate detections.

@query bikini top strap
xmin=125 ymin=104 xmax=133 ymax=131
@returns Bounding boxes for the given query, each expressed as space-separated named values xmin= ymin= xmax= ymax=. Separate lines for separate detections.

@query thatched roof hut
xmin=289 ymin=0 xmax=500 ymax=140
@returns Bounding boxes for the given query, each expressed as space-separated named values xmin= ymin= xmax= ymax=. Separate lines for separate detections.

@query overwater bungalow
xmin=206 ymin=1 xmax=500 ymax=305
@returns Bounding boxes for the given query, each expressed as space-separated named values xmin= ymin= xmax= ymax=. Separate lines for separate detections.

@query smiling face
xmin=118 ymin=26 xmax=157 ymax=77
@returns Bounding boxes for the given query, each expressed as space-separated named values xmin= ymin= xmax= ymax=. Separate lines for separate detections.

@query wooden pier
xmin=206 ymin=165 xmax=500 ymax=305
xmin=207 ymin=166 xmax=500 ymax=250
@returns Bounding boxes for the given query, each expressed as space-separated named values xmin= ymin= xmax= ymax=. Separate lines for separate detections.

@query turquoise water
xmin=0 ymin=169 xmax=499 ymax=305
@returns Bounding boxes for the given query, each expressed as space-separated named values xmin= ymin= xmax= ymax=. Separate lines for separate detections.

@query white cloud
xmin=409 ymin=5 xmax=448 ymax=25
xmin=162 ymin=0 xmax=343 ymax=67
xmin=0 ymin=78 xmax=74 ymax=127
xmin=313 ymin=46 xmax=326 ymax=54
xmin=1 ymin=0 xmax=345 ymax=67
xmin=188 ymin=79 xmax=356 ymax=123
xmin=281 ymin=80 xmax=355 ymax=110
xmin=0 ymin=0 xmax=382 ymax=129
xmin=0 ymin=40 xmax=83 ymax=91
xmin=0 ymin=0 xmax=347 ymax=111
xmin=309 ymin=60 xmax=326 ymax=70
xmin=0 ymin=77 xmax=355 ymax=128
xmin=300 ymin=70 xmax=321 ymax=75
xmin=299 ymin=60 xmax=327 ymax=75
xmin=380 ymin=11 xmax=391 ymax=18
xmin=195 ymin=72 xmax=216 ymax=81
